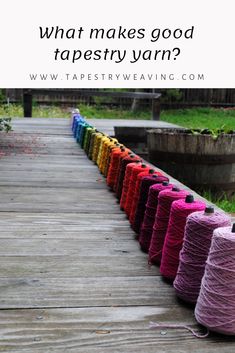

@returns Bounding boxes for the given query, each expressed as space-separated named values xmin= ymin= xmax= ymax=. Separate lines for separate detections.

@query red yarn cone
xmin=115 ymin=154 xmax=141 ymax=200
xmin=124 ymin=163 xmax=149 ymax=217
xmin=120 ymin=161 xmax=141 ymax=210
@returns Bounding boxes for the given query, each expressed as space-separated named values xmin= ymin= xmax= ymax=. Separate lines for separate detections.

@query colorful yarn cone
xmin=99 ymin=138 xmax=118 ymax=174
xmin=104 ymin=142 xmax=122 ymax=177
xmin=174 ymin=207 xmax=231 ymax=303
xmin=128 ymin=168 xmax=155 ymax=223
xmin=132 ymin=174 xmax=169 ymax=235
xmin=84 ymin=127 xmax=95 ymax=155
xmin=96 ymin=135 xmax=108 ymax=166
xmin=120 ymin=161 xmax=141 ymax=210
xmin=160 ymin=195 xmax=206 ymax=280
xmin=195 ymin=224 xmax=235 ymax=335
xmin=112 ymin=150 xmax=133 ymax=189
xmin=97 ymin=135 xmax=110 ymax=170
xmin=138 ymin=182 xmax=173 ymax=252
xmin=102 ymin=139 xmax=119 ymax=175
xmin=72 ymin=114 xmax=84 ymax=138
xmin=88 ymin=130 xmax=99 ymax=160
xmin=116 ymin=154 xmax=141 ymax=200
xmin=129 ymin=169 xmax=164 ymax=226
xmin=92 ymin=132 xmax=104 ymax=163
xmin=107 ymin=147 xmax=130 ymax=189
xmin=112 ymin=148 xmax=131 ymax=191
xmin=125 ymin=163 xmax=149 ymax=217
xmin=148 ymin=187 xmax=188 ymax=266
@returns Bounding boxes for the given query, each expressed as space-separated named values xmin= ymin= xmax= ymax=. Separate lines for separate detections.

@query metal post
xmin=23 ymin=89 xmax=32 ymax=117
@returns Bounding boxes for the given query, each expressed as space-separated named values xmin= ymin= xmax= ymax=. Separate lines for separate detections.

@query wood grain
xmin=0 ymin=307 xmax=234 ymax=353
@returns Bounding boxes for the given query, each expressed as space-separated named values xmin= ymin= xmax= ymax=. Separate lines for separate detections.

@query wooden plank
xmin=0 ymin=238 xmax=140 ymax=256
xmin=0 ymin=276 xmax=181 ymax=308
xmin=0 ymin=212 xmax=128 ymax=224
xmin=0 ymin=307 xmax=233 ymax=353
xmin=0 ymin=256 xmax=156 ymax=278
xmin=0 ymin=187 xmax=121 ymax=213
xmin=0 ymin=213 xmax=132 ymax=239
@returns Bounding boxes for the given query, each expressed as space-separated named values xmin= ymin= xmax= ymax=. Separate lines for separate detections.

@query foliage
xmin=161 ymin=89 xmax=183 ymax=103
xmin=0 ymin=117 xmax=12 ymax=132
xmin=202 ymin=191 xmax=235 ymax=213
xmin=1 ymin=104 xmax=235 ymax=130
xmin=0 ymin=89 xmax=6 ymax=104
xmin=0 ymin=103 xmax=151 ymax=119
xmin=92 ymin=88 xmax=131 ymax=106
xmin=182 ymin=127 xmax=234 ymax=139
xmin=161 ymin=107 xmax=235 ymax=130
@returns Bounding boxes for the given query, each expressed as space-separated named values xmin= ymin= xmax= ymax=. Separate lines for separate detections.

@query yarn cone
xmin=174 ymin=207 xmax=231 ymax=303
xmin=160 ymin=195 xmax=206 ymax=280
xmin=195 ymin=224 xmax=235 ymax=335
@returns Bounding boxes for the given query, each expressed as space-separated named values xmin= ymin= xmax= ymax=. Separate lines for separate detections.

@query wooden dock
xmin=0 ymin=118 xmax=234 ymax=352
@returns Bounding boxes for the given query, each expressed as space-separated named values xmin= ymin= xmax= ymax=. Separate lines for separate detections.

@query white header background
xmin=0 ymin=0 xmax=234 ymax=88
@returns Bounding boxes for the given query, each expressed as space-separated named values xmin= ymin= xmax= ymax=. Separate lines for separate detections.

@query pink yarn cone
xmin=139 ymin=182 xmax=173 ymax=252
xmin=195 ymin=225 xmax=235 ymax=335
xmin=174 ymin=208 xmax=231 ymax=303
xmin=160 ymin=195 xmax=206 ymax=280
xmin=148 ymin=187 xmax=188 ymax=265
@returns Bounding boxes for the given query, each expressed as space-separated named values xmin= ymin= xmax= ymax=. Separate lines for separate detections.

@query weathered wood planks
xmin=0 ymin=118 xmax=233 ymax=352
xmin=0 ymin=307 xmax=234 ymax=353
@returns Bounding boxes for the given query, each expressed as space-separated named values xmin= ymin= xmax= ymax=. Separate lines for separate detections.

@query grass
xmin=0 ymin=103 xmax=235 ymax=130
xmin=161 ymin=107 xmax=235 ymax=130
xmin=202 ymin=192 xmax=235 ymax=214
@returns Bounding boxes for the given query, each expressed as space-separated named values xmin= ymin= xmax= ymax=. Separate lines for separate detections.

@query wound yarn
xmin=125 ymin=163 xmax=149 ymax=217
xmin=129 ymin=169 xmax=158 ymax=225
xmin=99 ymin=137 xmax=113 ymax=173
xmin=100 ymin=138 xmax=118 ymax=175
xmin=148 ymin=188 xmax=189 ymax=266
xmin=80 ymin=123 xmax=91 ymax=148
xmin=173 ymin=208 xmax=231 ymax=304
xmin=195 ymin=224 xmax=235 ymax=335
xmin=160 ymin=195 xmax=206 ymax=280
xmin=84 ymin=127 xmax=95 ymax=155
xmin=88 ymin=130 xmax=99 ymax=160
xmin=112 ymin=148 xmax=131 ymax=192
xmin=92 ymin=132 xmax=104 ymax=163
xmin=97 ymin=136 xmax=110 ymax=170
xmin=107 ymin=147 xmax=128 ymax=189
xmin=112 ymin=150 xmax=133 ymax=191
xmin=138 ymin=182 xmax=173 ymax=252
xmin=116 ymin=154 xmax=141 ymax=200
xmin=120 ymin=161 xmax=141 ymax=210
xmin=72 ymin=114 xmax=84 ymax=138
xmin=132 ymin=175 xmax=169 ymax=235
xmin=82 ymin=126 xmax=92 ymax=152
xmin=104 ymin=142 xmax=121 ymax=177
xmin=72 ymin=115 xmax=84 ymax=138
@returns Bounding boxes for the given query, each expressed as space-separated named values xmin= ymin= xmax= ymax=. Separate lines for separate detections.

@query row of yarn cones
xmin=71 ymin=111 xmax=235 ymax=336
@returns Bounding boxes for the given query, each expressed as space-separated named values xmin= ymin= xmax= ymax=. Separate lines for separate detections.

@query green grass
xmin=0 ymin=104 xmax=71 ymax=119
xmin=202 ymin=192 xmax=235 ymax=213
xmin=0 ymin=103 xmax=151 ymax=120
xmin=0 ymin=104 xmax=235 ymax=130
xmin=161 ymin=107 xmax=235 ymax=130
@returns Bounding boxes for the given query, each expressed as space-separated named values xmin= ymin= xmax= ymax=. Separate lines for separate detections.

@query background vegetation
xmin=1 ymin=103 xmax=235 ymax=131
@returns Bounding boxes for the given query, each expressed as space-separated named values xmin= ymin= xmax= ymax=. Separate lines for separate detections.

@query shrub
xmin=0 ymin=117 xmax=12 ymax=132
